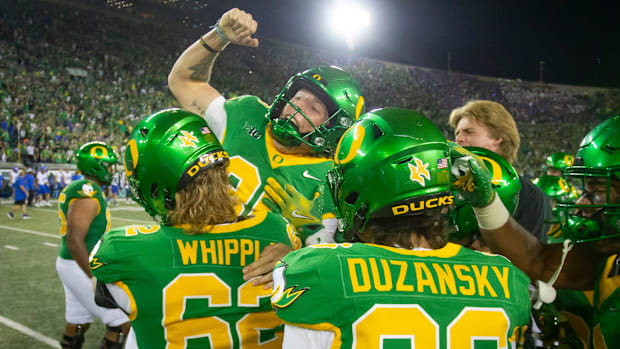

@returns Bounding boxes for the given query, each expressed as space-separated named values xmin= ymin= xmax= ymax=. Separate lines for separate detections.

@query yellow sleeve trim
xmin=368 ymin=242 xmax=462 ymax=258
xmin=172 ymin=211 xmax=268 ymax=234
xmin=113 ymin=281 xmax=138 ymax=321
xmin=598 ymin=254 xmax=620 ymax=307
xmin=67 ymin=197 xmax=101 ymax=216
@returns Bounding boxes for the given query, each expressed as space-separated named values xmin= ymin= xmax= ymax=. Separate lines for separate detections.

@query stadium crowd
xmin=0 ymin=0 xmax=618 ymax=177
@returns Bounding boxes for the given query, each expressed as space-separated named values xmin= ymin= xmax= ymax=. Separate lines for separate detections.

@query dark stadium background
xmin=134 ymin=0 xmax=620 ymax=88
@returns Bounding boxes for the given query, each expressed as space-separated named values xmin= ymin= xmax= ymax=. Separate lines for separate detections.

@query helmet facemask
xmin=556 ymin=165 xmax=620 ymax=243
xmin=267 ymin=66 xmax=364 ymax=156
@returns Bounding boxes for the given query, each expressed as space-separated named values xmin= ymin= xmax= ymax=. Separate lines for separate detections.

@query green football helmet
xmin=267 ymin=66 xmax=365 ymax=156
xmin=449 ymin=146 xmax=521 ymax=244
xmin=545 ymin=152 xmax=574 ymax=172
xmin=76 ymin=141 xmax=117 ymax=185
xmin=555 ymin=115 xmax=620 ymax=243
xmin=327 ymin=108 xmax=452 ymax=240
xmin=125 ymin=108 xmax=229 ymax=222
xmin=532 ymin=175 xmax=578 ymax=223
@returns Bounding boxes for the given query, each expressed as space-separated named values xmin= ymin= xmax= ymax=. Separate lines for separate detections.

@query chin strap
xmin=533 ymin=239 xmax=573 ymax=310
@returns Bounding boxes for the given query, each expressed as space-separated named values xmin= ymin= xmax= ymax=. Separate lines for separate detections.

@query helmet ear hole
xmin=372 ymin=123 xmax=384 ymax=139
xmin=345 ymin=192 xmax=359 ymax=205
xmin=139 ymin=128 xmax=149 ymax=138
xmin=151 ymin=183 xmax=159 ymax=199
xmin=164 ymin=188 xmax=175 ymax=210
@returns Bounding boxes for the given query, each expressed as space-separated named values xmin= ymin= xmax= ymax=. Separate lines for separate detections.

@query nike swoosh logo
xmin=291 ymin=209 xmax=313 ymax=220
xmin=302 ymin=170 xmax=322 ymax=182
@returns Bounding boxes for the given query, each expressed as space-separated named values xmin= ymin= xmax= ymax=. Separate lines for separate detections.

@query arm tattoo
xmin=190 ymin=100 xmax=206 ymax=116
xmin=188 ymin=57 xmax=213 ymax=81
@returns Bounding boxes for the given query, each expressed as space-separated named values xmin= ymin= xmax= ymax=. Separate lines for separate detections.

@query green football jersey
xmin=548 ymin=289 xmax=593 ymax=349
xmin=272 ymin=242 xmax=532 ymax=349
xmin=90 ymin=211 xmax=301 ymax=349
xmin=221 ymin=96 xmax=336 ymax=221
xmin=547 ymin=254 xmax=620 ymax=349
xmin=58 ymin=179 xmax=110 ymax=260
xmin=592 ymin=254 xmax=620 ymax=349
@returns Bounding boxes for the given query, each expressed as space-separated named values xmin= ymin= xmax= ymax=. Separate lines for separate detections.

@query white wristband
xmin=472 ymin=194 xmax=510 ymax=230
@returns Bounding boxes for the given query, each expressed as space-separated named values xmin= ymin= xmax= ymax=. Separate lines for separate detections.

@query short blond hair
xmin=166 ymin=166 xmax=238 ymax=234
xmin=449 ymin=100 xmax=520 ymax=163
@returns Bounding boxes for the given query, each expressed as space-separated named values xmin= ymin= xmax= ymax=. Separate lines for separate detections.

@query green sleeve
xmin=272 ymin=247 xmax=341 ymax=326
xmin=90 ymin=229 xmax=123 ymax=283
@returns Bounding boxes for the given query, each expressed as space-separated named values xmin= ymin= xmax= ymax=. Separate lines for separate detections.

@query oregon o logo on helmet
xmin=558 ymin=177 xmax=569 ymax=193
xmin=90 ymin=145 xmax=109 ymax=159
xmin=391 ymin=194 xmax=454 ymax=216
xmin=479 ymin=156 xmax=503 ymax=184
xmin=124 ymin=139 xmax=139 ymax=177
xmin=564 ymin=155 xmax=574 ymax=166
xmin=355 ymin=96 xmax=365 ymax=120
xmin=335 ymin=124 xmax=365 ymax=165
xmin=312 ymin=74 xmax=322 ymax=81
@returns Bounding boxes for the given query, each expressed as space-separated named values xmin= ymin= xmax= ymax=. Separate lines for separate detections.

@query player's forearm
xmin=168 ymin=30 xmax=229 ymax=93
xmin=480 ymin=217 xmax=546 ymax=281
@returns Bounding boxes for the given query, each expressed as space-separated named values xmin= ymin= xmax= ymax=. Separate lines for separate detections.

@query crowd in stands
xmin=1 ymin=0 xmax=618 ymax=178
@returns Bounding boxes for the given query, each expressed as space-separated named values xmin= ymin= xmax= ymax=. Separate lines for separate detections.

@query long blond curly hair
xmin=166 ymin=166 xmax=237 ymax=234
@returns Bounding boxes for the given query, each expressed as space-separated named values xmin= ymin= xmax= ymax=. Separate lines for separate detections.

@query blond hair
xmin=449 ymin=100 xmax=520 ymax=163
xmin=166 ymin=166 xmax=237 ymax=234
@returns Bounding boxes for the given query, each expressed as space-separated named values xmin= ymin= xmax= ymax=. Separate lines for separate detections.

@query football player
xmin=545 ymin=152 xmax=575 ymax=177
xmin=90 ymin=109 xmax=301 ymax=349
xmin=451 ymin=115 xmax=620 ymax=348
xmin=450 ymin=100 xmax=553 ymax=242
xmin=55 ymin=142 xmax=130 ymax=349
xmin=271 ymin=108 xmax=531 ymax=348
xmin=7 ymin=168 xmax=29 ymax=219
xmin=36 ymin=165 xmax=53 ymax=207
xmin=533 ymin=175 xmax=579 ymax=242
xmin=168 ymin=8 xmax=365 ymax=247
xmin=107 ymin=171 xmax=120 ymax=206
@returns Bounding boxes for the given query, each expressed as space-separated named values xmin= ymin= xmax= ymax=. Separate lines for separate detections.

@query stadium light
xmin=327 ymin=2 xmax=371 ymax=51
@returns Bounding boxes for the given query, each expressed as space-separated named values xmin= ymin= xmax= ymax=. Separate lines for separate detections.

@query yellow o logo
xmin=558 ymin=178 xmax=569 ymax=193
xmin=479 ymin=156 xmax=503 ymax=185
xmin=312 ymin=74 xmax=322 ymax=81
xmin=564 ymin=155 xmax=574 ymax=166
xmin=90 ymin=146 xmax=108 ymax=159
xmin=355 ymin=96 xmax=365 ymax=120
xmin=335 ymin=125 xmax=365 ymax=165
xmin=272 ymin=154 xmax=284 ymax=164
xmin=124 ymin=139 xmax=139 ymax=177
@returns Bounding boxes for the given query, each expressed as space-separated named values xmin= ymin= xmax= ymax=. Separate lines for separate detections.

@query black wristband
xmin=199 ymin=36 xmax=221 ymax=54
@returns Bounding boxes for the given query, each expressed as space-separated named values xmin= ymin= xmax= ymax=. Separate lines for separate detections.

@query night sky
xmin=150 ymin=0 xmax=620 ymax=88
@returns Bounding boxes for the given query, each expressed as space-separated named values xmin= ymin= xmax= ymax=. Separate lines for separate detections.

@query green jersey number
xmin=163 ymin=273 xmax=282 ymax=348
xmin=228 ymin=156 xmax=268 ymax=216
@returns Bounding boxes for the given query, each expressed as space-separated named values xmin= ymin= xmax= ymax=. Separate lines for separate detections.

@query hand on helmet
xmin=449 ymin=143 xmax=495 ymax=208
xmin=219 ymin=8 xmax=259 ymax=48
xmin=262 ymin=177 xmax=324 ymax=239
